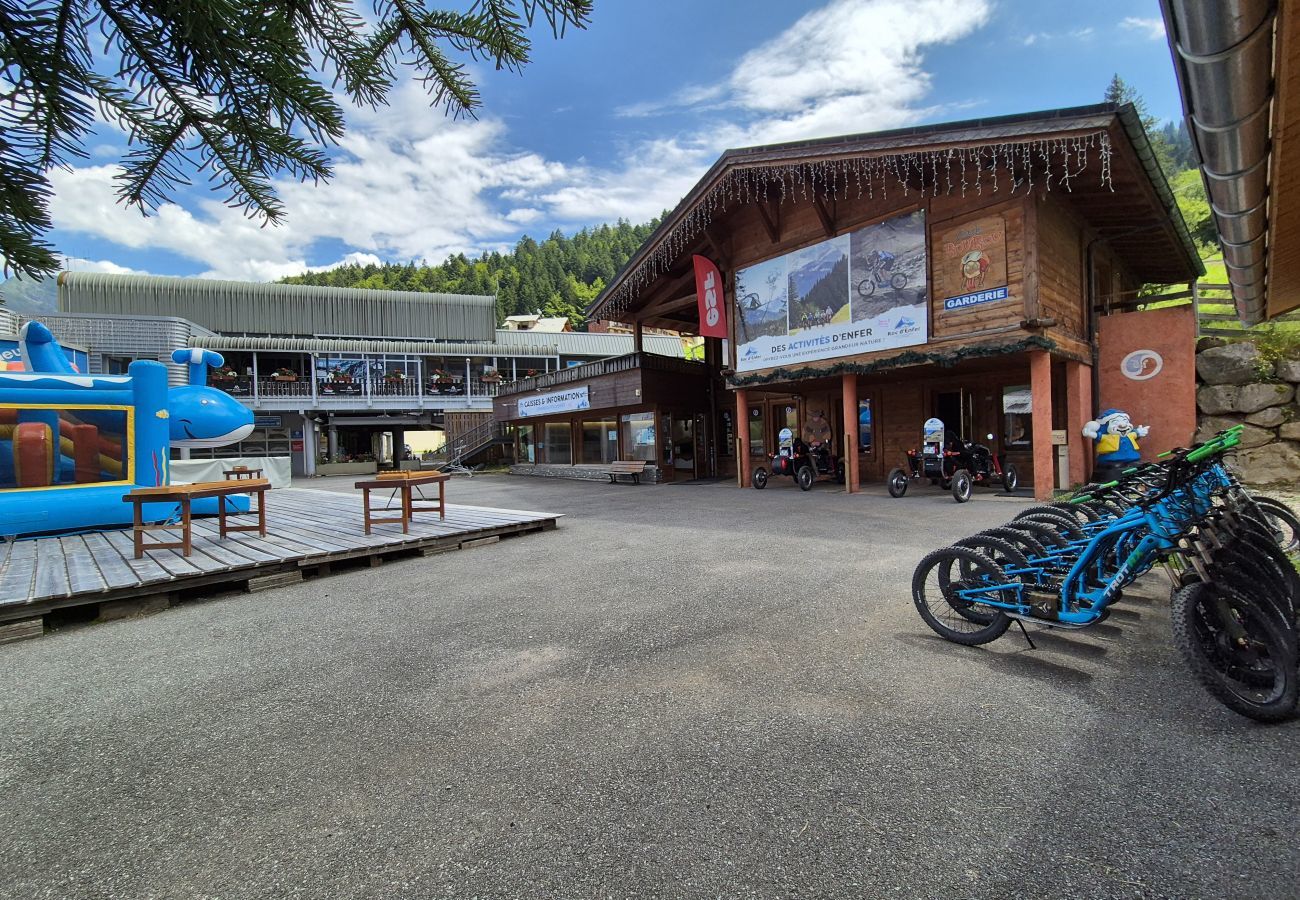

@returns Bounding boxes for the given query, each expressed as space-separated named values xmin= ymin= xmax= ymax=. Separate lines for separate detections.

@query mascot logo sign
xmin=1083 ymin=408 xmax=1150 ymax=466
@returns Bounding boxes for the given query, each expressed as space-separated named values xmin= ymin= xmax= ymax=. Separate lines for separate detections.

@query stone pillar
xmin=328 ymin=424 xmax=339 ymax=462
xmin=1029 ymin=350 xmax=1054 ymax=500
xmin=1064 ymin=360 xmax=1092 ymax=487
xmin=841 ymin=373 xmax=859 ymax=493
xmin=736 ymin=388 xmax=751 ymax=487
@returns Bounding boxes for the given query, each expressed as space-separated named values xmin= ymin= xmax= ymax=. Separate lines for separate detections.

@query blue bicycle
xmin=912 ymin=428 xmax=1300 ymax=721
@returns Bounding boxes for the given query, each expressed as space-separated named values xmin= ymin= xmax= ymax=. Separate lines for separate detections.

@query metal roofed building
xmin=47 ymin=273 xmax=684 ymax=477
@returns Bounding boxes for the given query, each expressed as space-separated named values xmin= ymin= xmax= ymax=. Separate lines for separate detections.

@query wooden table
xmin=123 ymin=478 xmax=270 ymax=558
xmin=224 ymin=466 xmax=264 ymax=481
xmin=354 ymin=472 xmax=448 ymax=534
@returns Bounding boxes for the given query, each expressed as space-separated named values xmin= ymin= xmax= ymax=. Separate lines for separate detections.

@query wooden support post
xmin=633 ymin=319 xmax=644 ymax=354
xmin=736 ymin=388 xmax=751 ymax=487
xmin=1064 ymin=360 xmax=1092 ymax=488
xmin=841 ymin=374 xmax=858 ymax=493
xmin=1029 ymin=350 xmax=1054 ymax=500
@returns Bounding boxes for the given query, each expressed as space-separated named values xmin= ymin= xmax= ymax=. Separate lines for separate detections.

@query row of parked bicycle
xmin=911 ymin=425 xmax=1300 ymax=722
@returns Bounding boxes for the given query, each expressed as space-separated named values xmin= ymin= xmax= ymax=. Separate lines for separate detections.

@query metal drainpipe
xmin=1163 ymin=0 xmax=1275 ymax=325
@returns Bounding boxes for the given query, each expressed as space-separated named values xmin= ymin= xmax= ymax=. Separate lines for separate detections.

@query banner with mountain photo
xmin=733 ymin=209 xmax=928 ymax=373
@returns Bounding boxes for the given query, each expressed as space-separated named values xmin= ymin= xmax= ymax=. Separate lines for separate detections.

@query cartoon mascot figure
xmin=1082 ymin=408 xmax=1150 ymax=479
xmin=960 ymin=249 xmax=991 ymax=291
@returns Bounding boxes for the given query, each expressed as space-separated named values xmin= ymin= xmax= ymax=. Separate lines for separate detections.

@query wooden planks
xmin=0 ymin=488 xmax=560 ymax=621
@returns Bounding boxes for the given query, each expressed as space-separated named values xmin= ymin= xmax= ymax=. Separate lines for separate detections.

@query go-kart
xmin=887 ymin=418 xmax=1018 ymax=502
xmin=753 ymin=428 xmax=845 ymax=491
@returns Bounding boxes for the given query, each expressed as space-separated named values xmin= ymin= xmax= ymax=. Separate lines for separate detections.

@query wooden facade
xmin=587 ymin=105 xmax=1201 ymax=499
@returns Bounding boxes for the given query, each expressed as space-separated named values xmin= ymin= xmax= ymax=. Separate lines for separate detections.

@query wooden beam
xmin=703 ymin=226 xmax=731 ymax=269
xmin=755 ymin=198 xmax=780 ymax=243
xmin=812 ymin=194 xmax=836 ymax=237
xmin=640 ymin=293 xmax=698 ymax=318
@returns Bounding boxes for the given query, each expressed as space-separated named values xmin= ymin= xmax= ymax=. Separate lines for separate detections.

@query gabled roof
xmin=590 ymin=103 xmax=1202 ymax=327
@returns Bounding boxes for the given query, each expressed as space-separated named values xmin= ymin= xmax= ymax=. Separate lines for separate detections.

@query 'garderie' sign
xmin=518 ymin=385 xmax=591 ymax=417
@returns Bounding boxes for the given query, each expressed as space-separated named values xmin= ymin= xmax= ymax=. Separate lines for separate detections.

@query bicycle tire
xmin=1051 ymin=501 xmax=1100 ymax=524
xmin=1018 ymin=512 xmax=1084 ymax=542
xmin=1003 ymin=519 xmax=1070 ymax=549
xmin=1171 ymin=580 xmax=1298 ymax=723
xmin=981 ymin=526 xmax=1049 ymax=561
xmin=1245 ymin=496 xmax=1300 ymax=555
xmin=912 ymin=546 xmax=1012 ymax=646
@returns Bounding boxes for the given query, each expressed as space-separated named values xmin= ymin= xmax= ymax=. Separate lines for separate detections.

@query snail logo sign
xmin=518 ymin=385 xmax=591 ymax=417
xmin=935 ymin=215 xmax=1009 ymax=313
xmin=1121 ymin=349 xmax=1163 ymax=381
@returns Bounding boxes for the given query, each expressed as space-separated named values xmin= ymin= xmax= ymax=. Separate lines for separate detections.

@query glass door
xmin=671 ymin=415 xmax=697 ymax=479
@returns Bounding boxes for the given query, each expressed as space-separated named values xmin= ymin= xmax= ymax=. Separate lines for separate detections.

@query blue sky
xmin=48 ymin=0 xmax=1182 ymax=282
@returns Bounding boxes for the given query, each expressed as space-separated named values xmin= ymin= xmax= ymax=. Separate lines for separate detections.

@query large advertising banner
xmin=733 ymin=209 xmax=928 ymax=373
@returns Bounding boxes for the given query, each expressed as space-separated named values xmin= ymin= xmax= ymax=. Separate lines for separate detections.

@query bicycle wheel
xmin=889 ymin=272 xmax=907 ymax=290
xmin=1004 ymin=519 xmax=1070 ymax=550
xmin=857 ymin=278 xmax=876 ymax=298
xmin=1246 ymin=496 xmax=1300 ymax=555
xmin=1171 ymin=581 xmax=1298 ymax=723
xmin=912 ymin=546 xmax=1012 ymax=645
xmin=887 ymin=467 xmax=909 ymax=498
xmin=1018 ymin=512 xmax=1084 ymax=542
xmin=981 ymin=526 xmax=1049 ymax=561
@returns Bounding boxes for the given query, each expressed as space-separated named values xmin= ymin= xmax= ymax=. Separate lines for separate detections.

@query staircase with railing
xmin=428 ymin=417 xmax=507 ymax=467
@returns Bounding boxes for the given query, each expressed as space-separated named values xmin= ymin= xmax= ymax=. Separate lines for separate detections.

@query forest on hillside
xmin=280 ymin=219 xmax=659 ymax=329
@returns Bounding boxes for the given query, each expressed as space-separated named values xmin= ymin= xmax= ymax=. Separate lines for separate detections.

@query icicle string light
xmin=599 ymin=131 xmax=1113 ymax=321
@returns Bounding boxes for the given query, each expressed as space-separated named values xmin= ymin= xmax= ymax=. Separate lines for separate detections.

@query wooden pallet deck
xmin=0 ymin=487 xmax=561 ymax=626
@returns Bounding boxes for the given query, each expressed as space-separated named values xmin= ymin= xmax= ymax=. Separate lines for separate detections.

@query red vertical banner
xmin=692 ymin=255 xmax=728 ymax=339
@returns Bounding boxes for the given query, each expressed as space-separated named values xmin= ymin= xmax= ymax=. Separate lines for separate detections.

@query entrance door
xmin=671 ymin=414 xmax=697 ymax=479
xmin=933 ymin=389 xmax=973 ymax=443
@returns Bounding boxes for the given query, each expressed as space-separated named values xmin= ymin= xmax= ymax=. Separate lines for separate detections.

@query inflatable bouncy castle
xmin=0 ymin=321 xmax=253 ymax=538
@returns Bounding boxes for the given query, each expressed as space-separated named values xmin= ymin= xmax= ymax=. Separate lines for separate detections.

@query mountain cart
xmin=888 ymin=417 xmax=1019 ymax=502
xmin=753 ymin=427 xmax=845 ymax=491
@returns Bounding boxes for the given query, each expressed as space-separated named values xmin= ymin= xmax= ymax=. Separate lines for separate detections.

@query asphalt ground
xmin=2 ymin=474 xmax=1297 ymax=899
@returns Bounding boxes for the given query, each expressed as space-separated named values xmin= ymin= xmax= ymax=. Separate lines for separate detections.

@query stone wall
xmin=1195 ymin=339 xmax=1300 ymax=484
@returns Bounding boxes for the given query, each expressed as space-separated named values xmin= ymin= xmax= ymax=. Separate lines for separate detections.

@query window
xmin=1003 ymin=385 xmax=1032 ymax=446
xmin=581 ymin=417 xmax=618 ymax=464
xmin=538 ymin=421 xmax=572 ymax=464
xmin=858 ymin=398 xmax=873 ymax=452
xmin=748 ymin=406 xmax=765 ymax=457
xmin=1 ymin=406 xmax=130 ymax=489
xmin=620 ymin=412 xmax=656 ymax=462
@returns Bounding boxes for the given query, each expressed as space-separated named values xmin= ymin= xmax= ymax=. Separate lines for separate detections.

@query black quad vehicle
xmin=888 ymin=418 xmax=1018 ymax=502
xmin=753 ymin=428 xmax=845 ymax=491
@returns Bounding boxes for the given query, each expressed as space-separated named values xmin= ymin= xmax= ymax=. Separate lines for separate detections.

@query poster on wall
xmin=518 ymin=385 xmax=590 ymax=417
xmin=934 ymin=214 xmax=1009 ymax=311
xmin=733 ymin=210 xmax=928 ymax=373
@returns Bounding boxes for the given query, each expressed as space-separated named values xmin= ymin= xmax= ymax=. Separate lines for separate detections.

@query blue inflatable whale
xmin=19 ymin=321 xmax=253 ymax=448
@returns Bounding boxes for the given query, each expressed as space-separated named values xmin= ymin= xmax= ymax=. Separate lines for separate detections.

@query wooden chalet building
xmin=561 ymin=102 xmax=1203 ymax=498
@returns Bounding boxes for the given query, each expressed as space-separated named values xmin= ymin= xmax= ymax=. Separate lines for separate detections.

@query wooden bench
xmin=607 ymin=460 xmax=647 ymax=484
xmin=123 ymin=478 xmax=270 ymax=558
xmin=354 ymin=471 xmax=449 ymax=534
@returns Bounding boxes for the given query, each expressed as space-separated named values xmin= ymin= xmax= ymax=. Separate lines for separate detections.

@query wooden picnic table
xmin=354 ymin=471 xmax=449 ymax=535
xmin=224 ymin=466 xmax=264 ymax=481
xmin=123 ymin=478 xmax=270 ymax=558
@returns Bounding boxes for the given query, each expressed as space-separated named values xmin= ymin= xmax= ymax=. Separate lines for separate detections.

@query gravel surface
xmin=1 ymin=474 xmax=1297 ymax=899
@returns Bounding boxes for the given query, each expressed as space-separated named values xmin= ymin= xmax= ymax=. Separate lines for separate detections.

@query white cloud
xmin=47 ymin=0 xmax=990 ymax=278
xmin=61 ymin=257 xmax=148 ymax=275
xmin=1121 ymin=16 xmax=1166 ymax=40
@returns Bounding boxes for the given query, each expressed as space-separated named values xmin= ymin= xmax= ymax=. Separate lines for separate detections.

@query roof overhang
xmin=589 ymin=104 xmax=1202 ymax=328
